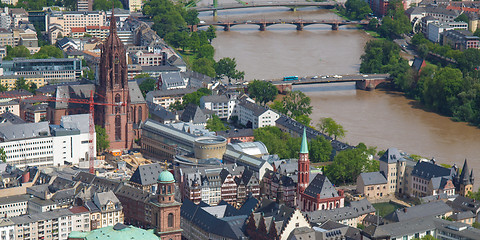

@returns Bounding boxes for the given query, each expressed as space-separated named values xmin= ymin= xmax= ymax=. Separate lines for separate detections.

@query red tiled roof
xmin=69 ymin=206 xmax=89 ymax=214
xmin=71 ymin=27 xmax=86 ymax=33
xmin=86 ymin=26 xmax=109 ymax=30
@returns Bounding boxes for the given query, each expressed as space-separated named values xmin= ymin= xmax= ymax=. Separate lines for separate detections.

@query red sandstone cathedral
xmin=47 ymin=9 xmax=147 ymax=150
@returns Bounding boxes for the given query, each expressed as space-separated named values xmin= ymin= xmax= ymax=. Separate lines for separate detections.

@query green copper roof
xmin=158 ymin=170 xmax=175 ymax=183
xmin=300 ymin=127 xmax=309 ymax=154
xmin=68 ymin=223 xmax=159 ymax=240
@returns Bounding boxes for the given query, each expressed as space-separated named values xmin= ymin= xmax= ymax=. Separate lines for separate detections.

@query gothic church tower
xmin=96 ymin=8 xmax=133 ymax=150
xmin=297 ymin=128 xmax=310 ymax=195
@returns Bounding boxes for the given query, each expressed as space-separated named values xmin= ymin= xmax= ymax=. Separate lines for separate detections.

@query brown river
xmin=199 ymin=5 xmax=480 ymax=189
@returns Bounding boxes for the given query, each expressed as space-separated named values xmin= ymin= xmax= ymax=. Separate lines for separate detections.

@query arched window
xmin=115 ymin=94 xmax=121 ymax=114
xmin=114 ymin=55 xmax=120 ymax=85
xmin=168 ymin=213 xmax=174 ymax=228
xmin=115 ymin=115 xmax=121 ymax=141
xmin=137 ymin=106 xmax=142 ymax=125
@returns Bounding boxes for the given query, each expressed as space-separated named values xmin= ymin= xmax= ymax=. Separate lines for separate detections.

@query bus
xmin=283 ymin=76 xmax=299 ymax=81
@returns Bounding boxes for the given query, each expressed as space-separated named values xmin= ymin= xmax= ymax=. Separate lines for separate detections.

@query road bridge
xmin=269 ymin=74 xmax=392 ymax=92
xmin=194 ymin=1 xmax=338 ymax=15
xmin=193 ymin=19 xmax=369 ymax=31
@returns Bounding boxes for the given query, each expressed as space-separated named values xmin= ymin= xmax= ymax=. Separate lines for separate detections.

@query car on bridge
xmin=333 ymin=75 xmax=342 ymax=78
xmin=311 ymin=76 xmax=318 ymax=79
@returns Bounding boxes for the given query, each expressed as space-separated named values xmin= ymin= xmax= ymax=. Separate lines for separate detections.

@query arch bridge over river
xmin=193 ymin=1 xmax=338 ymax=15
xmin=194 ymin=19 xmax=369 ymax=31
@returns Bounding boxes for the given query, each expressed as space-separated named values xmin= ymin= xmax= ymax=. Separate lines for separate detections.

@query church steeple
xmin=456 ymin=159 xmax=474 ymax=196
xmin=109 ymin=6 xmax=117 ymax=35
xmin=297 ymin=127 xmax=310 ymax=195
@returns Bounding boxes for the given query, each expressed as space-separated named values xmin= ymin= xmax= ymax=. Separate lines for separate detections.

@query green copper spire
xmin=300 ymin=127 xmax=309 ymax=154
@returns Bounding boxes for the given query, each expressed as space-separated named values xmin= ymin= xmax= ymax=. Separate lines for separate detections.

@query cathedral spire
xmin=110 ymin=5 xmax=116 ymax=34
xmin=460 ymin=159 xmax=471 ymax=185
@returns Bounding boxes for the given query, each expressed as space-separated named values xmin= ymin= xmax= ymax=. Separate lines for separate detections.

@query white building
xmin=234 ymin=98 xmax=279 ymax=129
xmin=0 ymin=219 xmax=14 ymax=240
xmin=200 ymin=95 xmax=236 ymax=119
xmin=0 ymin=114 xmax=95 ymax=169
xmin=0 ymin=194 xmax=30 ymax=218
xmin=0 ymin=8 xmax=12 ymax=30
xmin=427 ymin=21 xmax=468 ymax=43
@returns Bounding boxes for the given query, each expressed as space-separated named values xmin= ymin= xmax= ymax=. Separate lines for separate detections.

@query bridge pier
xmin=213 ymin=9 xmax=217 ymax=16
xmin=224 ymin=24 xmax=230 ymax=31
xmin=290 ymin=7 xmax=297 ymax=11
xmin=331 ymin=24 xmax=338 ymax=30
xmin=355 ymin=79 xmax=388 ymax=90
xmin=259 ymin=24 xmax=266 ymax=31
xmin=296 ymin=23 xmax=304 ymax=31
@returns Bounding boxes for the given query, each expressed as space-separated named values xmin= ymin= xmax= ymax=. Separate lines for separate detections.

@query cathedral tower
xmin=455 ymin=159 xmax=475 ymax=196
xmin=96 ymin=8 xmax=132 ymax=150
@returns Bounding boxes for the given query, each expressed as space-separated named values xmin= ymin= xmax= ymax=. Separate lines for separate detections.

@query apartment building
xmin=23 ymin=103 xmax=48 ymax=123
xmin=0 ymin=114 xmax=95 ymax=169
xmin=0 ymin=194 xmax=30 ymax=218
xmin=234 ymin=98 xmax=280 ymax=129
xmin=9 ymin=8 xmax=27 ymax=28
xmin=443 ymin=30 xmax=480 ymax=50
xmin=130 ymin=51 xmax=164 ymax=66
xmin=0 ymin=219 xmax=14 ymax=240
xmin=146 ymin=88 xmax=197 ymax=110
xmin=11 ymin=207 xmax=90 ymax=240
xmin=0 ymin=99 xmax=19 ymax=116
xmin=0 ymin=28 xmax=14 ymax=47
xmin=0 ymin=58 xmax=82 ymax=83
xmin=200 ymin=94 xmax=236 ymax=120
xmin=0 ymin=75 xmax=45 ymax=91
xmin=77 ymin=0 xmax=93 ymax=11
xmin=46 ymin=11 xmax=107 ymax=43
xmin=427 ymin=21 xmax=468 ymax=43
xmin=86 ymin=191 xmax=124 ymax=230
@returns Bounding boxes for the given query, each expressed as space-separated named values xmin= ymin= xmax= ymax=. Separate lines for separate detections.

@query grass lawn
xmin=373 ymin=202 xmax=403 ymax=217
xmin=177 ymin=50 xmax=195 ymax=67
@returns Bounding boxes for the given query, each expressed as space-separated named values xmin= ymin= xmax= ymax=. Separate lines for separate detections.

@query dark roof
xmin=115 ymin=185 xmax=152 ymax=203
xmin=303 ymin=174 xmax=338 ymax=199
xmin=146 ymin=88 xmax=197 ymax=98
xmin=147 ymin=102 xmax=176 ymax=121
xmin=201 ymin=95 xmax=229 ymax=104
xmin=0 ymin=89 xmax=33 ymax=98
xmin=307 ymin=199 xmax=375 ymax=224
xmin=180 ymin=103 xmax=208 ymax=124
xmin=237 ymin=99 xmax=269 ymax=117
xmin=384 ymin=201 xmax=452 ymax=222
xmin=129 ymin=163 xmax=163 ymax=186
xmin=181 ymin=198 xmax=247 ymax=239
xmin=411 ymin=161 xmax=455 ymax=180
xmin=412 ymin=57 xmax=425 ymax=72
xmin=379 ymin=148 xmax=404 ymax=164
xmin=160 ymin=72 xmax=185 ymax=88
xmin=25 ymin=103 xmax=48 ymax=112
xmin=458 ymin=159 xmax=474 ymax=185
xmin=449 ymin=195 xmax=480 ymax=213
xmin=217 ymin=129 xmax=254 ymax=139
xmin=0 ymin=111 xmax=25 ymax=125
xmin=358 ymin=172 xmax=387 ymax=186
xmin=128 ymin=81 xmax=146 ymax=104
xmin=450 ymin=211 xmax=476 ymax=221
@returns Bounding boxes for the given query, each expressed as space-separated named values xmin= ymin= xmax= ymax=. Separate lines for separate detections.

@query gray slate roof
xmin=180 ymin=104 xmax=208 ymax=124
xmin=0 ymin=121 xmax=50 ymax=141
xmin=359 ymin=172 xmax=387 ymax=186
xmin=384 ymin=201 xmax=453 ymax=223
xmin=379 ymin=148 xmax=404 ymax=164
xmin=306 ymin=199 xmax=375 ymax=224
xmin=303 ymin=174 xmax=338 ymax=199
xmin=160 ymin=72 xmax=185 ymax=89
xmin=129 ymin=163 xmax=163 ymax=186
xmin=128 ymin=81 xmax=146 ymax=104
xmin=201 ymin=95 xmax=229 ymax=104
xmin=237 ymin=99 xmax=269 ymax=117
xmin=411 ymin=161 xmax=456 ymax=180
xmin=60 ymin=114 xmax=90 ymax=134
xmin=217 ymin=129 xmax=254 ymax=139
xmin=0 ymin=111 xmax=25 ymax=125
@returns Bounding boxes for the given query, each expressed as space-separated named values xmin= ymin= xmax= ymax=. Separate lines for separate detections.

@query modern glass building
xmin=0 ymin=57 xmax=82 ymax=83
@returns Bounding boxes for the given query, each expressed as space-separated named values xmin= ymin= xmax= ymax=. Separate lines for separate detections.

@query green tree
xmin=0 ymin=148 xmax=6 ymax=163
xmin=165 ymin=31 xmax=190 ymax=51
xmin=95 ymin=125 xmax=110 ymax=152
xmin=378 ymin=0 xmax=411 ymax=39
xmin=281 ymin=90 xmax=313 ymax=118
xmin=169 ymin=100 xmax=184 ymax=111
xmin=4 ymin=45 xmax=30 ymax=60
xmin=138 ymin=78 xmax=156 ymax=97
xmin=14 ymin=77 xmax=29 ymax=91
xmin=93 ymin=0 xmax=124 ymax=11
xmin=206 ymin=25 xmax=217 ymax=43
xmin=215 ymin=57 xmax=244 ymax=83
xmin=414 ymin=235 xmax=438 ymax=240
xmin=295 ymin=115 xmax=312 ymax=126
xmin=182 ymin=88 xmax=212 ymax=107
xmin=247 ymin=80 xmax=278 ymax=105
xmin=253 ymin=126 xmax=293 ymax=159
xmin=206 ymin=115 xmax=229 ymax=131
xmin=309 ymin=136 xmax=333 ymax=162
xmin=269 ymin=100 xmax=287 ymax=115
xmin=422 ymin=67 xmax=464 ymax=115
xmin=143 ymin=0 xmax=188 ymax=38
xmin=325 ymin=143 xmax=378 ymax=185
xmin=28 ymin=82 xmax=37 ymax=93
xmin=197 ymin=44 xmax=215 ymax=59
xmin=184 ymin=9 xmax=200 ymax=25
xmin=31 ymin=45 xmax=64 ymax=59
xmin=317 ymin=117 xmax=346 ymax=140
xmin=83 ymin=69 xmax=95 ymax=80
xmin=192 ymin=58 xmax=216 ymax=77
xmin=455 ymin=13 xmax=469 ymax=23
xmin=344 ymin=0 xmax=372 ymax=20
xmin=0 ymin=83 xmax=7 ymax=92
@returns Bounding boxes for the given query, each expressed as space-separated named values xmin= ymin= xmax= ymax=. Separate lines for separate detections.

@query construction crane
xmin=0 ymin=90 xmax=125 ymax=174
